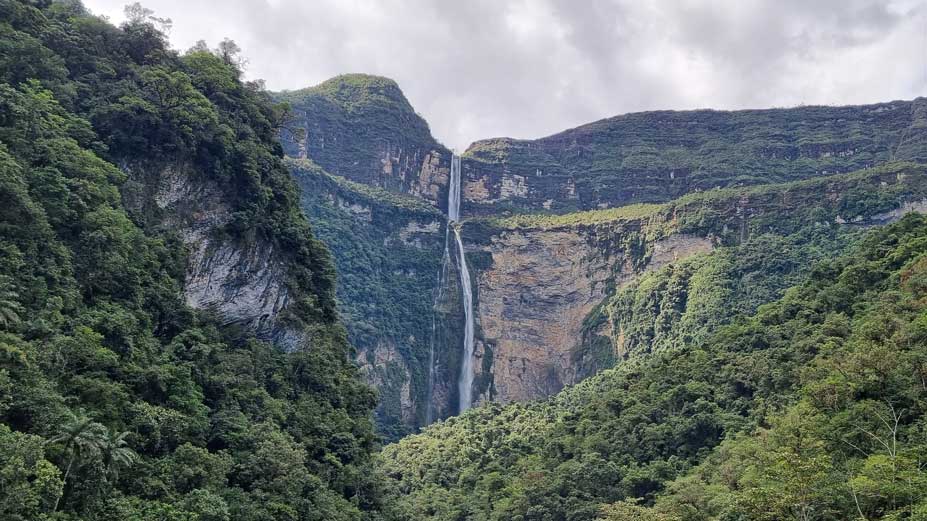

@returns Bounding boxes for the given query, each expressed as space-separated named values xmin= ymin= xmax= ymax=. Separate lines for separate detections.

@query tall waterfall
xmin=448 ymin=155 xmax=475 ymax=413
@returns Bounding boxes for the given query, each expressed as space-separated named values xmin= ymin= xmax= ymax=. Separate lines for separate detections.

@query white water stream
xmin=448 ymin=155 xmax=475 ymax=412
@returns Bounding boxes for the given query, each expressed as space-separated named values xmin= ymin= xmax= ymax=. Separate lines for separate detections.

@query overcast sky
xmin=83 ymin=0 xmax=927 ymax=150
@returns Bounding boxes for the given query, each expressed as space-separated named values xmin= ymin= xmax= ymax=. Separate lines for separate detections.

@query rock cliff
xmin=460 ymin=162 xmax=927 ymax=404
xmin=277 ymin=75 xmax=927 ymax=434
xmin=287 ymin=158 xmax=459 ymax=438
xmin=466 ymin=225 xmax=712 ymax=403
xmin=276 ymin=74 xmax=452 ymax=207
xmin=122 ymin=161 xmax=306 ymax=349
xmin=460 ymin=98 xmax=927 ymax=215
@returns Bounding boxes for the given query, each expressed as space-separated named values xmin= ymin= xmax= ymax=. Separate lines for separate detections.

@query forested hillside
xmin=380 ymin=213 xmax=927 ymax=521
xmin=0 ymin=1 xmax=379 ymax=519
xmin=288 ymin=156 xmax=459 ymax=440
xmin=4 ymin=2 xmax=927 ymax=521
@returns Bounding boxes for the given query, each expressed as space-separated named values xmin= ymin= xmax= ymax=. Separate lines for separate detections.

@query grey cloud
xmin=84 ymin=0 xmax=926 ymax=150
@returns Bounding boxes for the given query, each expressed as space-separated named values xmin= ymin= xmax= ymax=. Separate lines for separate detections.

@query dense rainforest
xmin=380 ymin=213 xmax=927 ymax=521
xmin=0 ymin=1 xmax=379 ymax=519
xmin=2 ymin=1 xmax=927 ymax=521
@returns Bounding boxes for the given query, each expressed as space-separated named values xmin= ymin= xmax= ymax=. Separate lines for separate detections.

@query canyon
xmin=274 ymin=74 xmax=927 ymax=436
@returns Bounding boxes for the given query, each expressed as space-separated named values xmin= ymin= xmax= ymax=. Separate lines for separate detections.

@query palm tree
xmin=99 ymin=429 xmax=138 ymax=482
xmin=45 ymin=414 xmax=108 ymax=511
xmin=0 ymin=287 xmax=22 ymax=329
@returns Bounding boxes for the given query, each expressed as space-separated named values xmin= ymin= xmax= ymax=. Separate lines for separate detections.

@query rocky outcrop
xmin=460 ymin=98 xmax=927 ymax=215
xmin=121 ymin=162 xmax=303 ymax=349
xmin=144 ymin=164 xmax=303 ymax=348
xmin=275 ymin=74 xmax=452 ymax=208
xmin=467 ymin=223 xmax=712 ymax=404
xmin=357 ymin=341 xmax=415 ymax=426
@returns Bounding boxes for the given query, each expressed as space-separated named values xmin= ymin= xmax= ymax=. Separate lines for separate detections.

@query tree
xmin=0 ymin=425 xmax=63 ymax=521
xmin=45 ymin=413 xmax=107 ymax=511
xmin=188 ymin=40 xmax=210 ymax=54
xmin=0 ymin=287 xmax=21 ymax=330
xmin=100 ymin=429 xmax=137 ymax=482
xmin=124 ymin=2 xmax=172 ymax=32
xmin=216 ymin=38 xmax=247 ymax=71
xmin=601 ymin=499 xmax=681 ymax=521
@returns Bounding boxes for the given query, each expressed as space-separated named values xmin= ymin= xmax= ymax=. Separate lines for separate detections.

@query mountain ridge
xmin=274 ymin=71 xmax=927 ymax=436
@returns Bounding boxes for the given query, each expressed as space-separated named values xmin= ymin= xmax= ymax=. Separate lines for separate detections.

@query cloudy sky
xmin=83 ymin=0 xmax=926 ymax=150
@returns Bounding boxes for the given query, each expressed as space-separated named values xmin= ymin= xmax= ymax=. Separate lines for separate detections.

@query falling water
xmin=424 ymin=154 xmax=475 ymax=421
xmin=448 ymin=155 xmax=475 ymax=412
xmin=453 ymin=225 xmax=475 ymax=412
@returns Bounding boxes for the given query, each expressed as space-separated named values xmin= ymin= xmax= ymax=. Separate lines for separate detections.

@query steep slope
xmin=458 ymin=162 xmax=927 ymax=404
xmin=280 ymin=72 xmax=927 ymax=433
xmin=0 ymin=3 xmax=378 ymax=519
xmin=380 ymin=213 xmax=927 ymax=521
xmin=287 ymin=157 xmax=463 ymax=439
xmin=277 ymin=74 xmax=452 ymax=206
xmin=461 ymin=98 xmax=927 ymax=214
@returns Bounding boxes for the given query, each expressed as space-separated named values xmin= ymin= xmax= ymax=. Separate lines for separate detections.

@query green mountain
xmin=277 ymin=74 xmax=451 ymax=207
xmin=278 ymin=69 xmax=927 ymax=437
xmin=462 ymin=98 xmax=927 ymax=214
xmin=379 ymin=212 xmax=927 ymax=520
xmin=0 ymin=2 xmax=378 ymax=519
xmin=4 ymin=2 xmax=927 ymax=520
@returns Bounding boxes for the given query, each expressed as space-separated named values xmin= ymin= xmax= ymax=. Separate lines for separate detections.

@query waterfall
xmin=453 ymin=224 xmax=475 ymax=412
xmin=425 ymin=154 xmax=475 ymax=421
xmin=449 ymin=155 xmax=475 ymax=413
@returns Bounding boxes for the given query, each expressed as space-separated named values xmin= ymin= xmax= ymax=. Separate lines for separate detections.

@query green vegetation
xmin=484 ymin=203 xmax=664 ymax=230
xmin=298 ymin=74 xmax=423 ymax=116
xmin=287 ymin=157 xmax=440 ymax=214
xmin=276 ymin=74 xmax=449 ymax=196
xmin=579 ymin=227 xmax=861 ymax=375
xmin=476 ymin=162 xmax=927 ymax=234
xmin=288 ymin=157 xmax=453 ymax=440
xmin=6 ymin=2 xmax=927 ymax=519
xmin=463 ymin=98 xmax=927 ymax=213
xmin=379 ymin=213 xmax=927 ymax=521
xmin=0 ymin=2 xmax=378 ymax=519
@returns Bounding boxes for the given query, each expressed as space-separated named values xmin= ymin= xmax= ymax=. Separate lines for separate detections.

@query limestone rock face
xmin=357 ymin=341 xmax=416 ymax=426
xmin=149 ymin=165 xmax=302 ymax=350
xmin=275 ymin=74 xmax=453 ymax=208
xmin=460 ymin=99 xmax=927 ymax=216
xmin=470 ymin=226 xmax=713 ymax=404
xmin=471 ymin=229 xmax=609 ymax=403
xmin=412 ymin=152 xmax=450 ymax=203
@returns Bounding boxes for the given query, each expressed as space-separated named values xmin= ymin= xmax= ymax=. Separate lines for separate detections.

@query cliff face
xmin=460 ymin=98 xmax=927 ymax=215
xmin=466 ymin=225 xmax=712 ymax=403
xmin=287 ymin=158 xmax=459 ymax=438
xmin=460 ymin=162 xmax=927 ymax=404
xmin=278 ymin=74 xmax=927 ymax=435
xmin=120 ymin=161 xmax=309 ymax=349
xmin=277 ymin=74 xmax=452 ymax=207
